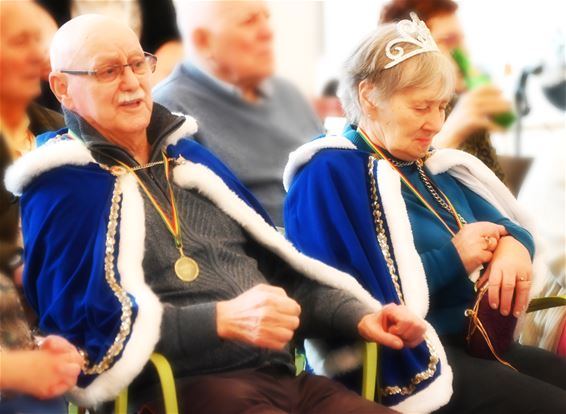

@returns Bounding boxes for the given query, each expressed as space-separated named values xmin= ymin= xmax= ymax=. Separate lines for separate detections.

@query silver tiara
xmin=384 ymin=12 xmax=440 ymax=69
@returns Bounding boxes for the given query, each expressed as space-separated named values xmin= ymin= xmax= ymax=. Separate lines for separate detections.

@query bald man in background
xmin=154 ymin=0 xmax=323 ymax=226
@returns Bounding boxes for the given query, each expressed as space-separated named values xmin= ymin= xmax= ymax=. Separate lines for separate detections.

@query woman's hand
xmin=452 ymin=222 xmax=508 ymax=274
xmin=0 ymin=336 xmax=83 ymax=399
xmin=479 ymin=236 xmax=533 ymax=317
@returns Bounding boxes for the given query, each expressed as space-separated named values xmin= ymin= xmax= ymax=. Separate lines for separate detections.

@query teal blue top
xmin=344 ymin=126 xmax=534 ymax=335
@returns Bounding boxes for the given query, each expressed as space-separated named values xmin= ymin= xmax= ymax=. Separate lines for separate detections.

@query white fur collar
xmin=163 ymin=113 xmax=198 ymax=148
xmin=283 ymin=135 xmax=355 ymax=191
xmin=5 ymin=139 xmax=95 ymax=196
xmin=5 ymin=115 xmax=198 ymax=196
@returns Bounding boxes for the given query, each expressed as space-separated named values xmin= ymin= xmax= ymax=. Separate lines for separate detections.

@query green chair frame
xmin=362 ymin=342 xmax=382 ymax=402
xmin=527 ymin=295 xmax=566 ymax=313
xmin=69 ymin=343 xmax=381 ymax=413
xmin=68 ymin=352 xmax=178 ymax=414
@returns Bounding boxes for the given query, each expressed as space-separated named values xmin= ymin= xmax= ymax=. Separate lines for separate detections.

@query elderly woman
xmin=283 ymin=14 xmax=566 ymax=414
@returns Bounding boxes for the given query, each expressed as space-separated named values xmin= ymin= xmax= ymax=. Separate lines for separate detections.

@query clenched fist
xmin=358 ymin=304 xmax=427 ymax=350
xmin=216 ymin=284 xmax=301 ymax=350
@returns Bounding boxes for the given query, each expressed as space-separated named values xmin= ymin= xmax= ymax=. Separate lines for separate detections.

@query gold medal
xmin=109 ymin=152 xmax=200 ymax=283
xmin=175 ymin=255 xmax=199 ymax=282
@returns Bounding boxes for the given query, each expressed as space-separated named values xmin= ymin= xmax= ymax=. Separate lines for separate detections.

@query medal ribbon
xmin=357 ymin=127 xmax=463 ymax=237
xmin=67 ymin=130 xmax=186 ymax=255
xmin=112 ymin=152 xmax=183 ymax=252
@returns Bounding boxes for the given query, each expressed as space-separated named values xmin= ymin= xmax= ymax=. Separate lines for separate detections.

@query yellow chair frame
xmin=68 ymin=353 xmax=178 ymax=414
xmin=69 ymin=343 xmax=381 ymax=413
xmin=527 ymin=295 xmax=566 ymax=313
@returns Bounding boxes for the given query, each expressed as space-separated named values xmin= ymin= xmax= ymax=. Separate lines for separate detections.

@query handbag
xmin=464 ymin=283 xmax=518 ymax=370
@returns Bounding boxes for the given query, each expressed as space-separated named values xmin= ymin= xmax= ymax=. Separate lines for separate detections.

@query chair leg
xmin=362 ymin=342 xmax=381 ymax=402
xmin=114 ymin=387 xmax=128 ymax=414
xmin=150 ymin=353 xmax=179 ymax=414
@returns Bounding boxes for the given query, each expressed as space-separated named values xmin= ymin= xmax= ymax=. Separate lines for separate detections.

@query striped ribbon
xmin=67 ymin=129 xmax=184 ymax=250
xmin=113 ymin=153 xmax=183 ymax=250
xmin=357 ymin=127 xmax=463 ymax=237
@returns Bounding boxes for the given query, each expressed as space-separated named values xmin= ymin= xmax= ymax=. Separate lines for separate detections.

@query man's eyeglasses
xmin=60 ymin=52 xmax=157 ymax=82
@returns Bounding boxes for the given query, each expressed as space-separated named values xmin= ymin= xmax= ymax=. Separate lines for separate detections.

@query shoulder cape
xmin=283 ymin=135 xmax=546 ymax=413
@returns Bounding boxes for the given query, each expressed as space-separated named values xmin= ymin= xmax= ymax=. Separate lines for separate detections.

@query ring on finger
xmin=483 ymin=236 xmax=496 ymax=250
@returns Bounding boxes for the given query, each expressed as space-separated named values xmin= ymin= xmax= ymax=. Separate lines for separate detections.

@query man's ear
xmin=192 ymin=28 xmax=212 ymax=58
xmin=49 ymin=72 xmax=74 ymax=110
xmin=358 ymin=79 xmax=379 ymax=119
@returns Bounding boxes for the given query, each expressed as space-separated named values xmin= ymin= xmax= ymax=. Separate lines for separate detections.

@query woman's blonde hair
xmin=339 ymin=23 xmax=455 ymax=124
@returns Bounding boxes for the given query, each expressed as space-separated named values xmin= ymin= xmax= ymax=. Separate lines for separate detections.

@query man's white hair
xmin=173 ymin=0 xmax=218 ymax=56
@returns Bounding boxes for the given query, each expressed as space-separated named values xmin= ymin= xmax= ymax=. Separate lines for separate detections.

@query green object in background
xmin=452 ymin=47 xmax=516 ymax=128
xmin=527 ymin=295 xmax=566 ymax=313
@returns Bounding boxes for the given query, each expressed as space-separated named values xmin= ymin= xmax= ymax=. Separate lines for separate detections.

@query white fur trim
xmin=163 ymin=113 xmax=198 ymax=148
xmin=283 ymin=135 xmax=356 ymax=191
xmin=173 ymin=160 xmax=380 ymax=312
xmin=67 ymin=175 xmax=163 ymax=407
xmin=391 ymin=324 xmax=453 ymax=414
xmin=5 ymin=140 xmax=95 ymax=195
xmin=377 ymin=160 xmax=429 ymax=317
xmin=305 ymin=324 xmax=453 ymax=414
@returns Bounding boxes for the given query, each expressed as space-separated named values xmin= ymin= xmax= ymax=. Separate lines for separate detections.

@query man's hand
xmin=216 ymin=284 xmax=301 ymax=350
xmin=478 ymin=236 xmax=533 ymax=317
xmin=434 ymin=85 xmax=512 ymax=149
xmin=357 ymin=304 xmax=427 ymax=350
xmin=452 ymin=222 xmax=508 ymax=274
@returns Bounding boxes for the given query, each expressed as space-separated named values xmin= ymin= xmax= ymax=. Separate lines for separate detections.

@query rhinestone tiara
xmin=384 ymin=12 xmax=440 ymax=69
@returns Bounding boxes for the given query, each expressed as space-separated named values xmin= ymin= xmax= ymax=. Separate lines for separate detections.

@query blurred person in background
xmin=0 ymin=0 xmax=64 ymax=309
xmin=0 ymin=0 xmax=64 ymax=160
xmin=154 ymin=0 xmax=323 ymax=226
xmin=37 ymin=0 xmax=182 ymax=85
xmin=380 ymin=0 xmax=511 ymax=183
xmin=1 ymin=6 xmax=79 ymax=412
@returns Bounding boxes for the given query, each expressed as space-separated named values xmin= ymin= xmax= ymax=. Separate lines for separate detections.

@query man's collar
xmin=63 ymin=103 xmax=186 ymax=163
xmin=183 ymin=60 xmax=273 ymax=101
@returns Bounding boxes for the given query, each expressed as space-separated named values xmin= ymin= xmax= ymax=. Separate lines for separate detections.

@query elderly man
xmin=6 ymin=14 xmax=426 ymax=413
xmin=153 ymin=0 xmax=322 ymax=226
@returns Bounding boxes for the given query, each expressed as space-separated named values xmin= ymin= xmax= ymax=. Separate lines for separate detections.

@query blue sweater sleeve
xmin=461 ymin=186 xmax=535 ymax=259
xmin=420 ymin=240 xmax=468 ymax=292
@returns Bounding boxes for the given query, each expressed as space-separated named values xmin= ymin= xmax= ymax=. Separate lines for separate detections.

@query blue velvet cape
xmin=284 ymin=147 xmax=441 ymax=406
xmin=21 ymin=133 xmax=272 ymax=387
